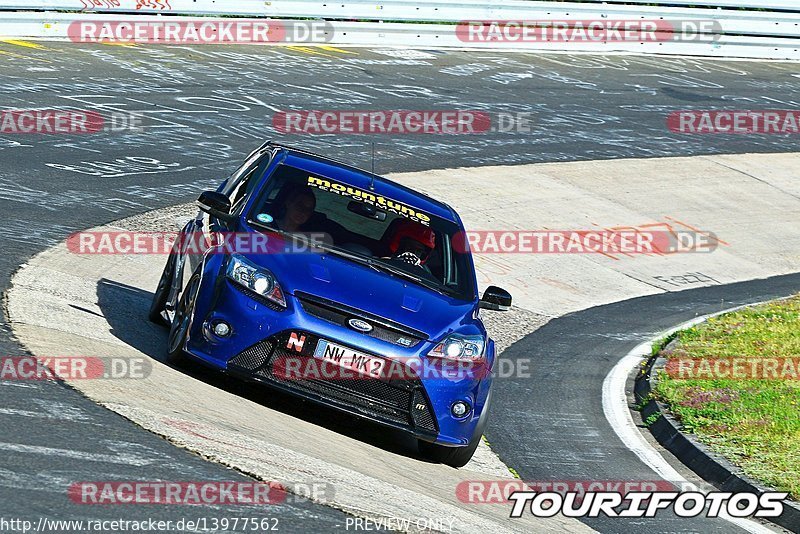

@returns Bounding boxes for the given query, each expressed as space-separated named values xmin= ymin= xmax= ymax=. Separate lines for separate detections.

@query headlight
xmin=226 ymin=254 xmax=287 ymax=308
xmin=427 ymin=334 xmax=485 ymax=362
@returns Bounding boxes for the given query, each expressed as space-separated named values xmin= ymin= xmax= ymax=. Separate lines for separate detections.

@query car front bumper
xmin=184 ymin=267 xmax=493 ymax=447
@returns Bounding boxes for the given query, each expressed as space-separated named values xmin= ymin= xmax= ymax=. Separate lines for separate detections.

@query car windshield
xmin=248 ymin=163 xmax=477 ymax=301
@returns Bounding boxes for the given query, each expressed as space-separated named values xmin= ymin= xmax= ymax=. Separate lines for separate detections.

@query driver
xmin=275 ymin=184 xmax=316 ymax=233
xmin=386 ymin=219 xmax=436 ymax=268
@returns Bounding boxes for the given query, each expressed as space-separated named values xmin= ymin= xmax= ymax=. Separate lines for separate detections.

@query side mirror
xmin=197 ymin=191 xmax=234 ymax=221
xmin=479 ymin=286 xmax=512 ymax=311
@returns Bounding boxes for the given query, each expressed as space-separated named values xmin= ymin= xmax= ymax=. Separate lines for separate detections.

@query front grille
xmin=227 ymin=332 xmax=438 ymax=433
xmin=410 ymin=389 xmax=437 ymax=431
xmin=295 ymin=292 xmax=426 ymax=348
xmin=228 ymin=339 xmax=274 ymax=372
xmin=269 ymin=350 xmax=411 ymax=425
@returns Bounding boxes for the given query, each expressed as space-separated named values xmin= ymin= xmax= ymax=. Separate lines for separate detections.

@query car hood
xmin=250 ymin=251 xmax=477 ymax=341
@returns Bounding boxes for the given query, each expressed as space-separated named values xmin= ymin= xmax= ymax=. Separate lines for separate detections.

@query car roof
xmin=273 ymin=145 xmax=459 ymax=224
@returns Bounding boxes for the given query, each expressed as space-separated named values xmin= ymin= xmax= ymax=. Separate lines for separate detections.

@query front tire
xmin=166 ymin=272 xmax=200 ymax=366
xmin=149 ymin=253 xmax=177 ymax=326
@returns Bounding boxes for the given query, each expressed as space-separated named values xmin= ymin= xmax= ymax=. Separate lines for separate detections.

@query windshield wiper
xmin=310 ymin=242 xmax=379 ymax=270
xmin=367 ymin=259 xmax=421 ymax=283
xmin=368 ymin=260 xmax=454 ymax=297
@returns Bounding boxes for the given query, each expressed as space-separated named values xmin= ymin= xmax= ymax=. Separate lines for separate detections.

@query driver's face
xmin=398 ymin=238 xmax=430 ymax=259
xmin=286 ymin=195 xmax=315 ymax=225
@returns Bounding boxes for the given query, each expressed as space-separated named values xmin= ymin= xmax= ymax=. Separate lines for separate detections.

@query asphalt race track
xmin=2 ymin=41 xmax=800 ymax=531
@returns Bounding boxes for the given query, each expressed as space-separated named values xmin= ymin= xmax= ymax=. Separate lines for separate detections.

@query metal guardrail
xmin=0 ymin=0 xmax=797 ymax=60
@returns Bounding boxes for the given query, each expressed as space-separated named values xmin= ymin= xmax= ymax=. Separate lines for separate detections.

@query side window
xmin=222 ymin=150 xmax=270 ymax=214
xmin=228 ymin=166 xmax=261 ymax=214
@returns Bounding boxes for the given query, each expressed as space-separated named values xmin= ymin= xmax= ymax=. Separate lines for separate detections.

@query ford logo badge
xmin=348 ymin=318 xmax=373 ymax=333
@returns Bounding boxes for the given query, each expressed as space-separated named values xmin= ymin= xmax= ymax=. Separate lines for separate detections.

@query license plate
xmin=313 ymin=340 xmax=385 ymax=379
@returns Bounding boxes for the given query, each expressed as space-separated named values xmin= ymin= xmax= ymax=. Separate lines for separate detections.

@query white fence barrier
xmin=1 ymin=0 xmax=797 ymax=17
xmin=268 ymin=1 xmax=799 ymax=40
xmin=0 ymin=0 xmax=798 ymax=60
xmin=1 ymin=0 xmax=798 ymax=12
xmin=576 ymin=0 xmax=797 ymax=9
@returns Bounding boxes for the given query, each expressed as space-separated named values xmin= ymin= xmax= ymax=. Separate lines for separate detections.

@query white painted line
xmin=0 ymin=408 xmax=49 ymax=418
xmin=0 ymin=381 xmax=39 ymax=388
xmin=0 ymin=442 xmax=159 ymax=466
xmin=0 ymin=406 xmax=95 ymax=423
xmin=602 ymin=304 xmax=780 ymax=534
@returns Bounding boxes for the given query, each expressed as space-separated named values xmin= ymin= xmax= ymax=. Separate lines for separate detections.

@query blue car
xmin=149 ymin=141 xmax=512 ymax=467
